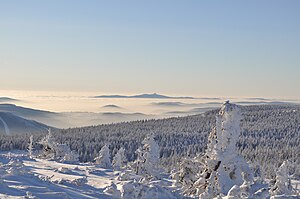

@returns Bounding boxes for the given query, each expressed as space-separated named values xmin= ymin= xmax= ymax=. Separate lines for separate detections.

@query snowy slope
xmin=0 ymin=112 xmax=49 ymax=135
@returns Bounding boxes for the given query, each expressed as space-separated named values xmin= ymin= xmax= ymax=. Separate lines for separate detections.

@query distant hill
xmin=0 ymin=97 xmax=18 ymax=102
xmin=0 ymin=112 xmax=49 ymax=135
xmin=94 ymin=93 xmax=195 ymax=99
xmin=0 ymin=104 xmax=57 ymax=118
xmin=101 ymin=112 xmax=145 ymax=118
xmin=151 ymin=102 xmax=186 ymax=107
xmin=0 ymin=104 xmax=65 ymax=128
xmin=101 ymin=104 xmax=122 ymax=109
xmin=0 ymin=104 xmax=153 ymax=128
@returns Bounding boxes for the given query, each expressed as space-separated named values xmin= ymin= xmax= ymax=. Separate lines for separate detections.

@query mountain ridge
xmin=93 ymin=93 xmax=195 ymax=99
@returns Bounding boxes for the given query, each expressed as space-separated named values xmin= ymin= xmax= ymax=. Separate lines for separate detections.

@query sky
xmin=0 ymin=0 xmax=299 ymax=98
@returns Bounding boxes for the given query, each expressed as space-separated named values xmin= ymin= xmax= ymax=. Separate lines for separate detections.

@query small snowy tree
xmin=143 ymin=134 xmax=160 ymax=177
xmin=38 ymin=129 xmax=56 ymax=160
xmin=28 ymin=135 xmax=34 ymax=158
xmin=58 ymin=144 xmax=79 ymax=163
xmin=37 ymin=129 xmax=79 ymax=162
xmin=112 ymin=147 xmax=127 ymax=170
xmin=134 ymin=134 xmax=160 ymax=178
xmin=95 ymin=144 xmax=112 ymax=169
xmin=271 ymin=161 xmax=294 ymax=196
xmin=134 ymin=147 xmax=146 ymax=175
xmin=171 ymin=155 xmax=204 ymax=196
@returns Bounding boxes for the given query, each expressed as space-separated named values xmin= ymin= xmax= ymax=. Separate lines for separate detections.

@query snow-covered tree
xmin=37 ymin=129 xmax=79 ymax=162
xmin=143 ymin=134 xmax=160 ymax=177
xmin=28 ymin=135 xmax=34 ymax=158
xmin=112 ymin=147 xmax=127 ymax=170
xmin=134 ymin=147 xmax=146 ymax=175
xmin=38 ymin=129 xmax=57 ymax=160
xmin=194 ymin=101 xmax=268 ymax=198
xmin=134 ymin=134 xmax=160 ymax=178
xmin=95 ymin=144 xmax=112 ymax=169
xmin=59 ymin=144 xmax=79 ymax=163
xmin=171 ymin=155 xmax=204 ymax=196
xmin=271 ymin=160 xmax=294 ymax=196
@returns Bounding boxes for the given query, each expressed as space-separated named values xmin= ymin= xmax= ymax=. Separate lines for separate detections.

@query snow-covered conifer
xmin=271 ymin=160 xmax=294 ymax=196
xmin=59 ymin=144 xmax=79 ymax=163
xmin=112 ymin=147 xmax=127 ymax=170
xmin=134 ymin=134 xmax=160 ymax=178
xmin=38 ymin=129 xmax=57 ymax=160
xmin=195 ymin=101 xmax=267 ymax=198
xmin=28 ymin=135 xmax=34 ymax=158
xmin=171 ymin=156 xmax=204 ymax=196
xmin=38 ymin=129 xmax=79 ymax=162
xmin=143 ymin=134 xmax=160 ymax=177
xmin=134 ymin=147 xmax=145 ymax=175
xmin=95 ymin=144 xmax=112 ymax=169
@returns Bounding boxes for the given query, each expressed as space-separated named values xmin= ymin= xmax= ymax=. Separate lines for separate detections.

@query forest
xmin=0 ymin=103 xmax=299 ymax=179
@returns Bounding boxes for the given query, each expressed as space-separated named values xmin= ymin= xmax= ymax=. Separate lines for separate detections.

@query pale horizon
xmin=1 ymin=89 xmax=300 ymax=100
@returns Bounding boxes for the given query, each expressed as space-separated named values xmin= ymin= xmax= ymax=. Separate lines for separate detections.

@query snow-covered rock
xmin=120 ymin=180 xmax=177 ymax=199
xmin=71 ymin=176 xmax=88 ymax=186
xmin=104 ymin=182 xmax=121 ymax=197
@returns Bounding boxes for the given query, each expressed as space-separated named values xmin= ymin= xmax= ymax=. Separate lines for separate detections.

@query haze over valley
xmin=1 ymin=91 xmax=299 ymax=130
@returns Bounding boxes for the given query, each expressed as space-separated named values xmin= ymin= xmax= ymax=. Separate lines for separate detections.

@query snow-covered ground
xmin=1 ymin=151 xmax=299 ymax=199
xmin=0 ymin=151 xmax=180 ymax=199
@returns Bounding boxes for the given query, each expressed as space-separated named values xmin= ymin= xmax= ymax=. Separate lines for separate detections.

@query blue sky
xmin=0 ymin=1 xmax=299 ymax=98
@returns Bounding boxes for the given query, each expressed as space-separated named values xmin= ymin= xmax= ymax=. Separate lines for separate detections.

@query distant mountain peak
xmin=94 ymin=93 xmax=195 ymax=99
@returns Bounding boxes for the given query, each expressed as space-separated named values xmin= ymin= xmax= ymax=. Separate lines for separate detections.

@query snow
xmin=0 ymin=152 xmax=181 ymax=199
xmin=0 ymin=112 xmax=48 ymax=135
xmin=2 ymin=150 xmax=297 ymax=199
xmin=0 ymin=115 xmax=10 ymax=135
